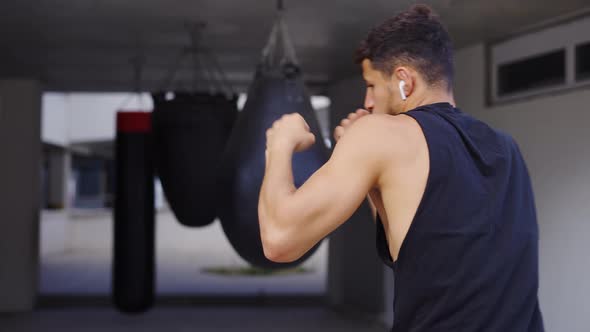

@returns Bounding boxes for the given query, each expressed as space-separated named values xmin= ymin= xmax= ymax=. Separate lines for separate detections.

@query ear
xmin=393 ymin=67 xmax=414 ymax=98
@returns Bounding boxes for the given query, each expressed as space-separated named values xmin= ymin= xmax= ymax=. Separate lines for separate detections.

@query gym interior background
xmin=1 ymin=1 xmax=589 ymax=331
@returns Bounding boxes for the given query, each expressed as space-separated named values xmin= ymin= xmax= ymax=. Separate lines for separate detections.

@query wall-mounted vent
xmin=575 ymin=42 xmax=590 ymax=82
xmin=498 ymin=50 xmax=565 ymax=96
xmin=489 ymin=15 xmax=590 ymax=104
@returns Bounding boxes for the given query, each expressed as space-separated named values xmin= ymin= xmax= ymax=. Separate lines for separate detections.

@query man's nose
xmin=364 ymin=92 xmax=374 ymax=111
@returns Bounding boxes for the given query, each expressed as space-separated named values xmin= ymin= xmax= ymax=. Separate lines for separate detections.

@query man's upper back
xmin=375 ymin=102 xmax=544 ymax=331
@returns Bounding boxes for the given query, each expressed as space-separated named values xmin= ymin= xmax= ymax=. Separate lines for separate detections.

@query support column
xmin=47 ymin=148 xmax=71 ymax=209
xmin=0 ymin=79 xmax=42 ymax=312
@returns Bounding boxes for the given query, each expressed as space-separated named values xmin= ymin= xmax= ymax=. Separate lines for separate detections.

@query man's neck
xmin=400 ymin=89 xmax=456 ymax=114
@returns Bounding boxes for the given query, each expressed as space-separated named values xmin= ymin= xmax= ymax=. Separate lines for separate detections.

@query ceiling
xmin=1 ymin=0 xmax=589 ymax=93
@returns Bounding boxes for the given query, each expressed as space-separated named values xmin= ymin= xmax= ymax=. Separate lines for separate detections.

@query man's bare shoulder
xmin=341 ymin=113 xmax=426 ymax=161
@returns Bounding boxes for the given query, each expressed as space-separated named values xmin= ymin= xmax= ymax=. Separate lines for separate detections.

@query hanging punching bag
xmin=152 ymin=92 xmax=237 ymax=227
xmin=113 ymin=111 xmax=154 ymax=313
xmin=217 ymin=9 xmax=329 ymax=269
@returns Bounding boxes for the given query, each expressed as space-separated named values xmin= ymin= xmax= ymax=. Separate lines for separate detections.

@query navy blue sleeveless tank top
xmin=376 ymin=102 xmax=544 ymax=331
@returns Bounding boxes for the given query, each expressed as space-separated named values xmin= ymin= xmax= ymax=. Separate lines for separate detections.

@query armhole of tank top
xmin=392 ymin=111 xmax=434 ymax=266
xmin=376 ymin=214 xmax=396 ymax=269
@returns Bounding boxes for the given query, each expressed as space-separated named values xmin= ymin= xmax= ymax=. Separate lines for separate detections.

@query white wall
xmin=42 ymin=92 xmax=153 ymax=145
xmin=66 ymin=93 xmax=152 ymax=143
xmin=455 ymin=43 xmax=590 ymax=332
xmin=41 ymin=94 xmax=68 ymax=146
xmin=43 ymin=92 xmax=330 ymax=146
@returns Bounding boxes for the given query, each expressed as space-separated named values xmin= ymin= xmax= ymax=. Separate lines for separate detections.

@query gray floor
xmin=8 ymin=209 xmax=387 ymax=332
xmin=40 ymin=209 xmax=328 ymax=295
xmin=0 ymin=307 xmax=387 ymax=332
xmin=2 ymin=210 xmax=387 ymax=332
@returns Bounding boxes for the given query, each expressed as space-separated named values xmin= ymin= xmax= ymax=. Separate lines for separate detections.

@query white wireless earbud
xmin=399 ymin=80 xmax=407 ymax=101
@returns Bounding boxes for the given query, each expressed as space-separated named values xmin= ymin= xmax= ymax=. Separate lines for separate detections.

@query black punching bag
xmin=113 ymin=111 xmax=155 ymax=313
xmin=152 ymin=92 xmax=237 ymax=227
xmin=217 ymin=10 xmax=329 ymax=269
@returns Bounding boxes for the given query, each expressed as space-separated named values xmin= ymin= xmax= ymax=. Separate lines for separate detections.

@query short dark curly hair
xmin=355 ymin=4 xmax=454 ymax=89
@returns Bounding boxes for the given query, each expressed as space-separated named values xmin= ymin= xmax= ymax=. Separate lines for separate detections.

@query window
xmin=575 ymin=41 xmax=590 ymax=82
xmin=488 ymin=15 xmax=590 ymax=104
xmin=497 ymin=49 xmax=566 ymax=96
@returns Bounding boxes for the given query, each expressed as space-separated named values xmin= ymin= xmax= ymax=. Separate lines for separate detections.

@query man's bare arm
xmin=259 ymin=116 xmax=388 ymax=263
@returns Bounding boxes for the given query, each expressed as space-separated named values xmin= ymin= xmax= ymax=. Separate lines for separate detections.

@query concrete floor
xmin=0 ymin=210 xmax=388 ymax=332
xmin=0 ymin=306 xmax=387 ymax=332
xmin=39 ymin=209 xmax=328 ymax=295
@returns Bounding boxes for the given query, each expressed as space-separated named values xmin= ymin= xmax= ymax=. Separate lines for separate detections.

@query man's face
xmin=361 ymin=59 xmax=401 ymax=115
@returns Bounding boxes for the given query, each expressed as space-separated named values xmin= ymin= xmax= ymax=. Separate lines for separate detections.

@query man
xmin=259 ymin=4 xmax=544 ymax=331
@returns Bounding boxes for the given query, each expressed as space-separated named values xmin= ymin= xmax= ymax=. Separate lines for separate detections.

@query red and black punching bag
xmin=113 ymin=111 xmax=155 ymax=313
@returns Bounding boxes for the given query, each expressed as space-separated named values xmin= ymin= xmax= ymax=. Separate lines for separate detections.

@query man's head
xmin=355 ymin=4 xmax=454 ymax=115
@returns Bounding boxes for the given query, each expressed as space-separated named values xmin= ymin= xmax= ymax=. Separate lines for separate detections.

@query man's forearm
xmin=258 ymin=145 xmax=301 ymax=261
xmin=259 ymin=146 xmax=297 ymax=231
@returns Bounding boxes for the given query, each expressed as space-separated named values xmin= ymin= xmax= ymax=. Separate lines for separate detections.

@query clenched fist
xmin=333 ymin=109 xmax=371 ymax=143
xmin=265 ymin=113 xmax=316 ymax=153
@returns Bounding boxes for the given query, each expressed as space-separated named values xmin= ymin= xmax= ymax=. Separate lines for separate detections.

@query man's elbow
xmin=261 ymin=229 xmax=300 ymax=263
xmin=259 ymin=202 xmax=301 ymax=263
xmin=263 ymin=245 xmax=296 ymax=263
